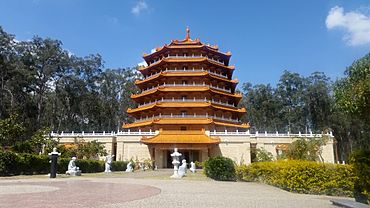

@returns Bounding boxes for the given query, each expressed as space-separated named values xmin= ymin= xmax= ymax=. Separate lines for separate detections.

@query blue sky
xmin=1 ymin=0 xmax=369 ymax=86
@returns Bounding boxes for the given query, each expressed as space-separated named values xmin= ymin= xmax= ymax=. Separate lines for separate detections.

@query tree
xmin=76 ymin=140 xmax=107 ymax=160
xmin=16 ymin=37 xmax=71 ymax=130
xmin=276 ymin=70 xmax=308 ymax=133
xmin=285 ymin=137 xmax=328 ymax=162
xmin=241 ymin=82 xmax=282 ymax=132
xmin=0 ymin=26 xmax=17 ymax=118
xmin=253 ymin=148 xmax=274 ymax=162
xmin=334 ymin=52 xmax=370 ymax=151
xmin=0 ymin=114 xmax=25 ymax=148
xmin=305 ymin=72 xmax=332 ymax=132
xmin=335 ymin=53 xmax=370 ymax=121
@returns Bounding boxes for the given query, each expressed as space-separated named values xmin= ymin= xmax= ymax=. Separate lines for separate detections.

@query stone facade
xmin=51 ymin=131 xmax=335 ymax=168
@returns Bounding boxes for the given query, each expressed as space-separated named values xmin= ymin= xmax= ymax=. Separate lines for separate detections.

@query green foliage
xmin=56 ymin=140 xmax=106 ymax=160
xmin=334 ymin=52 xmax=370 ymax=151
xmin=75 ymin=159 xmax=104 ymax=173
xmin=253 ymin=148 xmax=274 ymax=162
xmin=12 ymin=140 xmax=34 ymax=153
xmin=0 ymin=151 xmax=22 ymax=175
xmin=204 ymin=156 xmax=236 ymax=181
xmin=0 ymin=114 xmax=25 ymax=147
xmin=0 ymin=151 xmax=50 ymax=176
xmin=236 ymin=160 xmax=356 ymax=197
xmin=195 ymin=161 xmax=203 ymax=169
xmin=285 ymin=137 xmax=328 ymax=161
xmin=76 ymin=140 xmax=107 ymax=159
xmin=334 ymin=53 xmax=370 ymax=121
xmin=350 ymin=149 xmax=370 ymax=204
xmin=111 ymin=161 xmax=128 ymax=171
xmin=0 ymin=150 xmax=107 ymax=176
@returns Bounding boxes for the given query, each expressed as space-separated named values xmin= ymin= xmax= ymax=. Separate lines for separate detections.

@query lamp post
xmin=48 ymin=147 xmax=61 ymax=178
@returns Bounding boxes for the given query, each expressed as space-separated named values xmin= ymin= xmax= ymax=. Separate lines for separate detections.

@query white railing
xmin=209 ymin=130 xmax=334 ymax=137
xmin=139 ymin=83 xmax=231 ymax=94
xmin=142 ymin=69 xmax=228 ymax=81
xmin=134 ymin=114 xmax=240 ymax=123
xmin=147 ymin=55 xmax=226 ymax=67
xmin=49 ymin=130 xmax=334 ymax=138
xmin=49 ymin=130 xmax=156 ymax=137
xmin=137 ymin=98 xmax=236 ymax=108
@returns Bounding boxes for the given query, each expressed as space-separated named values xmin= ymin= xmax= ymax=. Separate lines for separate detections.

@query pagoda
xmin=123 ymin=28 xmax=248 ymax=165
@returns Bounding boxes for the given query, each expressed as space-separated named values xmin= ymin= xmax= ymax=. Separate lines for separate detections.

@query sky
xmin=0 ymin=0 xmax=370 ymax=87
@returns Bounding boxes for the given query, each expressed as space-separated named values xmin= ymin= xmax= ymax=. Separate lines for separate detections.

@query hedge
xmin=0 ymin=151 xmax=128 ymax=176
xmin=236 ymin=160 xmax=356 ymax=197
xmin=350 ymin=149 xmax=370 ymax=204
xmin=111 ymin=161 xmax=128 ymax=171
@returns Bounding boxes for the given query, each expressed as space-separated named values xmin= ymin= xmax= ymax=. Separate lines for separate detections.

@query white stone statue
xmin=104 ymin=154 xmax=115 ymax=173
xmin=66 ymin=157 xmax=81 ymax=176
xmin=126 ymin=161 xmax=133 ymax=172
xmin=170 ymin=148 xmax=182 ymax=178
xmin=178 ymin=159 xmax=187 ymax=177
xmin=190 ymin=161 xmax=196 ymax=173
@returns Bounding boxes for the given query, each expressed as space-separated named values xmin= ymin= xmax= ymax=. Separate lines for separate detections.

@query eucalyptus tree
xmin=276 ymin=70 xmax=308 ymax=133
xmin=0 ymin=27 xmax=18 ymax=118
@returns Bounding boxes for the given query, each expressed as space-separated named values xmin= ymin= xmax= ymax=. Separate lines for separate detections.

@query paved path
xmin=0 ymin=170 xmax=353 ymax=208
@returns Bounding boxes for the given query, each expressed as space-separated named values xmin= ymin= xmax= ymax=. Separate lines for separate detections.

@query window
xmin=180 ymin=126 xmax=187 ymax=131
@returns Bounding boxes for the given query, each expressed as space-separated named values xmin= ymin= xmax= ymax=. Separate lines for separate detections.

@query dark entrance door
xmin=166 ymin=149 xmax=200 ymax=168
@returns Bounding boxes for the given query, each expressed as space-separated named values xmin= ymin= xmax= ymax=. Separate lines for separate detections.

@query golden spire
xmin=185 ymin=26 xmax=190 ymax=40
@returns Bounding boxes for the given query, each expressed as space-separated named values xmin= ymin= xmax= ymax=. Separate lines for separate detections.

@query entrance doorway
xmin=165 ymin=149 xmax=200 ymax=168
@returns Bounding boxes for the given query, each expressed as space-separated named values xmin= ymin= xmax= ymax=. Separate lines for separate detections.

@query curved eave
xmin=135 ymin=71 xmax=238 ymax=87
xmin=127 ymin=102 xmax=246 ymax=114
xmin=140 ymin=131 xmax=220 ymax=144
xmin=139 ymin=57 xmax=235 ymax=74
xmin=123 ymin=118 xmax=249 ymax=129
xmin=131 ymin=86 xmax=242 ymax=101
xmin=143 ymin=44 xmax=231 ymax=61
xmin=123 ymin=117 xmax=213 ymax=128
xmin=214 ymin=121 xmax=250 ymax=128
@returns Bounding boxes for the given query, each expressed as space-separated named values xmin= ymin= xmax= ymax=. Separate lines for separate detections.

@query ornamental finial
xmin=185 ymin=26 xmax=190 ymax=40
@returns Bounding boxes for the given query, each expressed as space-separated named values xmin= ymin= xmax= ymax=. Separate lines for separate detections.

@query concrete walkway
xmin=0 ymin=170 xmax=353 ymax=208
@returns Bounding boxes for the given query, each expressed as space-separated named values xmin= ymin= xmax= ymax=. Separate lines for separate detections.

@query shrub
xmin=236 ymin=160 xmax=356 ymax=197
xmin=195 ymin=161 xmax=203 ymax=169
xmin=350 ymin=149 xmax=370 ymax=204
xmin=19 ymin=153 xmax=49 ymax=175
xmin=111 ymin=161 xmax=128 ymax=171
xmin=254 ymin=148 xmax=274 ymax=162
xmin=75 ymin=159 xmax=104 ymax=173
xmin=0 ymin=151 xmax=107 ymax=175
xmin=0 ymin=151 xmax=22 ymax=176
xmin=204 ymin=156 xmax=236 ymax=181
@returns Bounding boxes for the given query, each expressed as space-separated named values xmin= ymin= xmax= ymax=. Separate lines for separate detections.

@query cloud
xmin=131 ymin=1 xmax=149 ymax=16
xmin=326 ymin=6 xmax=370 ymax=46
xmin=137 ymin=61 xmax=148 ymax=67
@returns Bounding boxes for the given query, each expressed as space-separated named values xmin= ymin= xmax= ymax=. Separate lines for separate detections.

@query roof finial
xmin=185 ymin=26 xmax=190 ymax=40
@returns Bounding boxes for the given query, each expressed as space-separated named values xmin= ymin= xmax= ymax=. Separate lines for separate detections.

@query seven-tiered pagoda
xmin=124 ymin=28 xmax=248 ymax=162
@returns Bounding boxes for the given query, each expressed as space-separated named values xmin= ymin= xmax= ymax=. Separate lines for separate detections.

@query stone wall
xmin=50 ymin=131 xmax=336 ymax=167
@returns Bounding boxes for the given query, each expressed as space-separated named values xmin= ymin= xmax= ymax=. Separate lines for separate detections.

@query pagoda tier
xmin=135 ymin=70 xmax=238 ymax=89
xmin=138 ymin=58 xmax=235 ymax=77
xmin=124 ymin=28 xmax=249 ymax=133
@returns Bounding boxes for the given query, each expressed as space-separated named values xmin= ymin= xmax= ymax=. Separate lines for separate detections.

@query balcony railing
xmin=134 ymin=114 xmax=240 ymax=123
xmin=49 ymin=130 xmax=334 ymax=138
xmin=143 ymin=68 xmax=228 ymax=80
xmin=137 ymin=98 xmax=236 ymax=108
xmin=139 ymin=83 xmax=231 ymax=94
xmin=147 ymin=55 xmax=226 ymax=66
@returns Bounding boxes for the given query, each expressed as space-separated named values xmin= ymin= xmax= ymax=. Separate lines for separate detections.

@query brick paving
xmin=0 ymin=170 xmax=353 ymax=208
